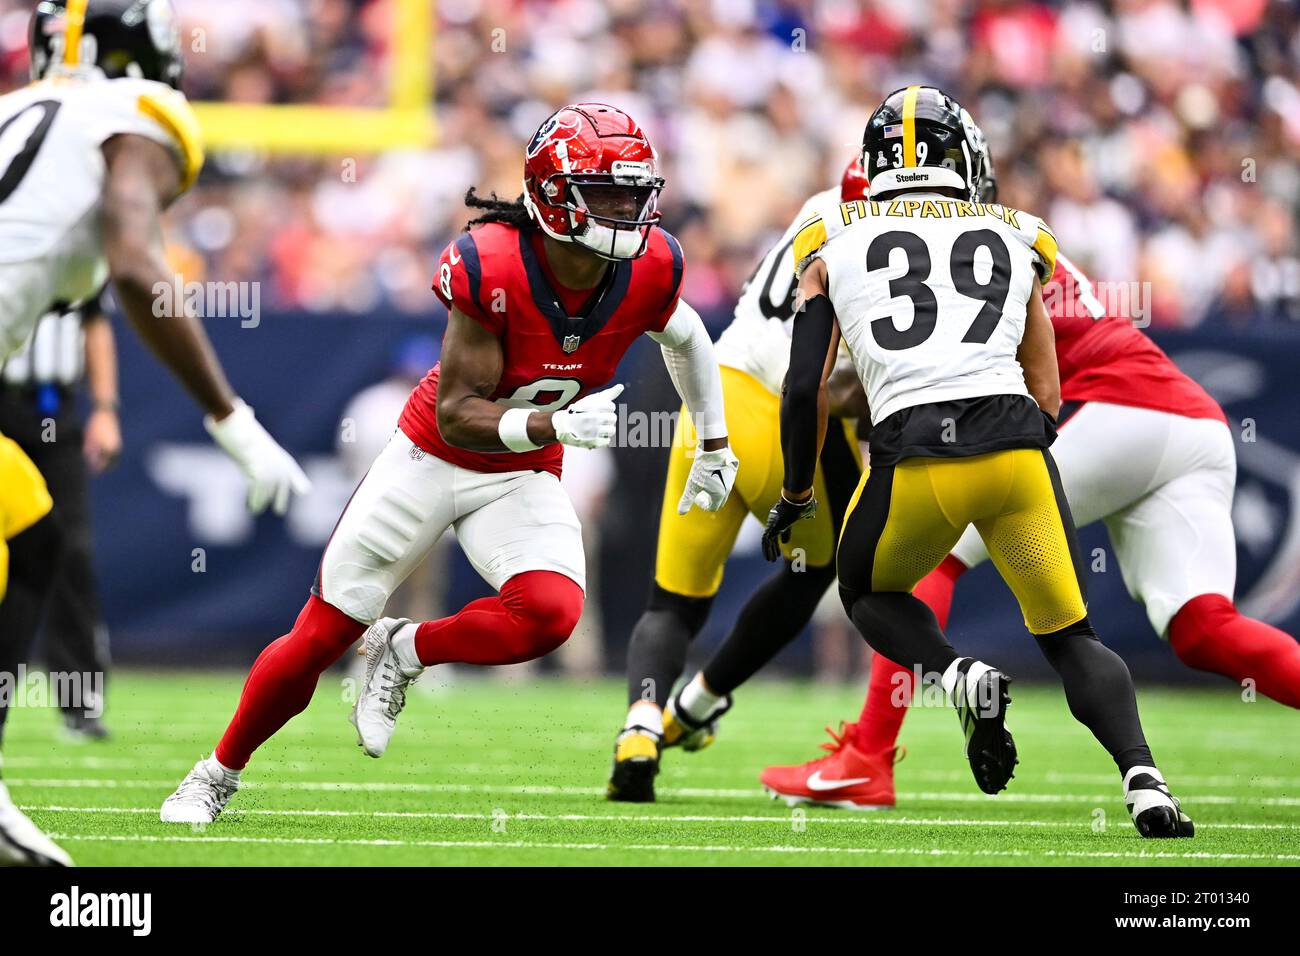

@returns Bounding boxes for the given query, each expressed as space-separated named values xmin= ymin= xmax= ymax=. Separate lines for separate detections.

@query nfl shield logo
xmin=562 ymin=334 xmax=581 ymax=354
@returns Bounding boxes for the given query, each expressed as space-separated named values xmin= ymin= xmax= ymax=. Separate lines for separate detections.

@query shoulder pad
xmin=136 ymin=86 xmax=205 ymax=193
xmin=1003 ymin=207 xmax=1057 ymax=285
xmin=792 ymin=214 xmax=828 ymax=278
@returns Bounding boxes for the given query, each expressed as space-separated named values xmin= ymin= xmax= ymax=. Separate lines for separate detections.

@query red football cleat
xmin=760 ymin=722 xmax=902 ymax=810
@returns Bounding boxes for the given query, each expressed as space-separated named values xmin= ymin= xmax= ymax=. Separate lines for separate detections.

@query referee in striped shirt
xmin=0 ymin=289 xmax=119 ymax=739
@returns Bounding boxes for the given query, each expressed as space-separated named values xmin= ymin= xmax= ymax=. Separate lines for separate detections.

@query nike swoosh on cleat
xmin=806 ymin=770 xmax=872 ymax=791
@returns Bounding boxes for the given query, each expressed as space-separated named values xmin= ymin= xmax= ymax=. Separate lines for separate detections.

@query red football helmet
xmin=523 ymin=103 xmax=664 ymax=260
xmin=841 ymin=153 xmax=870 ymax=201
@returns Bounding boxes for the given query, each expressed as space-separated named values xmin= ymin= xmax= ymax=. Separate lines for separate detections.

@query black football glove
xmin=761 ymin=493 xmax=817 ymax=562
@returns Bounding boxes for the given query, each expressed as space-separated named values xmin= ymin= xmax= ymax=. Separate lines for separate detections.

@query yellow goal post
xmin=191 ymin=0 xmax=436 ymax=154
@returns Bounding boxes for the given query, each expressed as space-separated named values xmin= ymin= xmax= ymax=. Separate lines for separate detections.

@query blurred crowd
xmin=1 ymin=0 xmax=1296 ymax=329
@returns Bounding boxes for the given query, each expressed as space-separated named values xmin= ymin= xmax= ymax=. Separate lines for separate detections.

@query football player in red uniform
xmin=754 ymin=142 xmax=1300 ymax=811
xmin=159 ymin=104 xmax=739 ymax=824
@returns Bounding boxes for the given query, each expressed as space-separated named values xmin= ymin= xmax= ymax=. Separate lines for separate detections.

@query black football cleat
xmin=607 ymin=726 xmax=661 ymax=803
xmin=1124 ymin=767 xmax=1195 ymax=838
xmin=949 ymin=658 xmax=1018 ymax=795
xmin=62 ymin=711 xmax=110 ymax=741
xmin=662 ymin=687 xmax=732 ymax=752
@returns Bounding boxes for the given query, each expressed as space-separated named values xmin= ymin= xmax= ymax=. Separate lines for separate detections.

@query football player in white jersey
xmin=608 ymin=159 xmax=870 ymax=802
xmin=764 ymin=86 xmax=1192 ymax=838
xmin=0 ymin=0 xmax=309 ymax=867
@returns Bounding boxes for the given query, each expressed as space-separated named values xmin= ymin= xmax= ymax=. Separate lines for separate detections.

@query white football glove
xmin=678 ymin=444 xmax=739 ymax=514
xmin=552 ymin=384 xmax=623 ymax=449
xmin=205 ymin=399 xmax=312 ymax=516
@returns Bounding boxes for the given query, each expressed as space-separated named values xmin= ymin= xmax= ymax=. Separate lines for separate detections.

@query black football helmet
xmin=29 ymin=0 xmax=183 ymax=89
xmin=862 ymin=85 xmax=984 ymax=200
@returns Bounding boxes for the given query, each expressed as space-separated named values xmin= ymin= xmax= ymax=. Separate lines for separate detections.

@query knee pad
xmin=645 ymin=583 xmax=713 ymax=639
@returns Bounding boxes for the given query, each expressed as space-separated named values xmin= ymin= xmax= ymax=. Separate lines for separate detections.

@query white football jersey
xmin=713 ymin=186 xmax=842 ymax=396
xmin=794 ymin=193 xmax=1057 ymax=425
xmin=0 ymin=75 xmax=203 ymax=361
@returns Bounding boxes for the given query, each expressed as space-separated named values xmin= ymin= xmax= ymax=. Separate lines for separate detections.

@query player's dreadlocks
xmin=463 ymin=187 xmax=534 ymax=231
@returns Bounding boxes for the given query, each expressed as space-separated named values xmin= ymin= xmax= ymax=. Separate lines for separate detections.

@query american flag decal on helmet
xmin=883 ymin=124 xmax=903 ymax=138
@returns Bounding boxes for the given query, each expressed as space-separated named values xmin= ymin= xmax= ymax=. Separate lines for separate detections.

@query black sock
xmin=843 ymin=589 xmax=958 ymax=681
xmin=624 ymin=585 xmax=712 ymax=709
xmin=702 ymin=561 xmax=836 ymax=695
xmin=0 ymin=510 xmax=66 ymax=743
xmin=1034 ymin=618 xmax=1154 ymax=776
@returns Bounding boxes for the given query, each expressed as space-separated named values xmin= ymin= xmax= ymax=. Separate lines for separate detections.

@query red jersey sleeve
xmin=646 ymin=228 xmax=685 ymax=333
xmin=433 ymin=232 xmax=500 ymax=334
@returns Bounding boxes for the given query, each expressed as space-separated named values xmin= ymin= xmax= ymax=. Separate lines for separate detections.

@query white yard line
xmin=8 ymin=755 xmax=1299 ymax=790
xmin=40 ymin=830 xmax=1300 ymax=862
xmin=21 ymin=804 xmax=1300 ymax=831
xmin=9 ymin=777 xmax=1300 ymax=807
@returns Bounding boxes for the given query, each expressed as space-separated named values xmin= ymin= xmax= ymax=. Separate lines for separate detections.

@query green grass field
xmin=4 ymin=670 xmax=1298 ymax=866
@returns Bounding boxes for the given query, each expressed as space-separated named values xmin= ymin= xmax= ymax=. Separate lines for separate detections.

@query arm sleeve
xmin=781 ymin=293 xmax=835 ymax=493
xmin=646 ymin=299 xmax=728 ymax=442
xmin=433 ymin=233 xmax=498 ymax=333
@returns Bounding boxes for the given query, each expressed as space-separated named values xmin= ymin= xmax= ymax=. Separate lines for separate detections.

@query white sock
xmin=390 ymin=621 xmax=425 ymax=677
xmin=625 ymin=700 xmax=663 ymax=735
xmin=677 ymin=672 xmax=720 ymax=721
xmin=940 ymin=657 xmax=967 ymax=699
xmin=205 ymin=754 xmax=240 ymax=784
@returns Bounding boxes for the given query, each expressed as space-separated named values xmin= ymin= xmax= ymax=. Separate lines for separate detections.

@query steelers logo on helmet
xmin=863 ymin=85 xmax=980 ymax=200
xmin=522 ymin=103 xmax=665 ymax=261
xmin=28 ymin=0 xmax=185 ymax=88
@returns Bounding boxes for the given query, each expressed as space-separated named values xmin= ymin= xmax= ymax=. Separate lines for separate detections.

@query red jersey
xmin=399 ymin=222 xmax=685 ymax=477
xmin=1045 ymin=253 xmax=1225 ymax=424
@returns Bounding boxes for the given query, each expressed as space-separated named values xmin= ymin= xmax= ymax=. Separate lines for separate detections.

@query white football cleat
xmin=160 ymin=757 xmax=239 ymax=824
xmin=0 ymin=779 xmax=73 ymax=866
xmin=351 ymin=617 xmax=421 ymax=758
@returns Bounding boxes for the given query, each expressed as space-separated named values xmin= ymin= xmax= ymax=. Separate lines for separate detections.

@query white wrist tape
xmin=498 ymin=407 xmax=541 ymax=452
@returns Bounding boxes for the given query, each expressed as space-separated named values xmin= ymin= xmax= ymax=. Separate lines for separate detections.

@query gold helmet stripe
xmin=63 ymin=0 xmax=90 ymax=66
xmin=901 ymin=85 xmax=921 ymax=168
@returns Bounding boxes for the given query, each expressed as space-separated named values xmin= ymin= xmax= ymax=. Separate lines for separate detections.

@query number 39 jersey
xmin=0 ymin=77 xmax=204 ymax=360
xmin=794 ymin=193 xmax=1058 ymax=427
xmin=399 ymin=221 xmax=684 ymax=478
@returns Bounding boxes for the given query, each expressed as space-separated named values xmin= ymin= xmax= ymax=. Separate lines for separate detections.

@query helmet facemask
xmin=529 ymin=160 xmax=664 ymax=261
